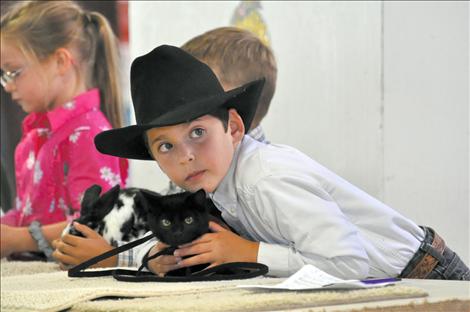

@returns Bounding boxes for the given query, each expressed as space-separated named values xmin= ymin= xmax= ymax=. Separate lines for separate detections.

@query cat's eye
xmin=190 ymin=128 xmax=205 ymax=139
xmin=161 ymin=219 xmax=171 ymax=227
xmin=184 ymin=216 xmax=194 ymax=224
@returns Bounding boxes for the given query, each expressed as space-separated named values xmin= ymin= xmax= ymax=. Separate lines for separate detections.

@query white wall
xmin=128 ymin=1 xmax=469 ymax=265
xmin=383 ymin=1 xmax=469 ymax=263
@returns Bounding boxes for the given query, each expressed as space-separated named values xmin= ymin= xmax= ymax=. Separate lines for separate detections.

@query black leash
xmin=68 ymin=233 xmax=156 ymax=277
xmin=113 ymin=262 xmax=269 ymax=282
xmin=68 ymin=234 xmax=268 ymax=282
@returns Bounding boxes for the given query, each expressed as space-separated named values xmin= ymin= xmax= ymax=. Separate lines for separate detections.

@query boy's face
xmin=146 ymin=109 xmax=245 ymax=193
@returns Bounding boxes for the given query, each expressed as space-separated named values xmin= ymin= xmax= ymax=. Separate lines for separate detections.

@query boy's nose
xmin=178 ymin=145 xmax=195 ymax=164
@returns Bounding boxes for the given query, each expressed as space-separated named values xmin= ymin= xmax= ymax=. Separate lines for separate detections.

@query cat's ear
xmin=80 ymin=184 xmax=102 ymax=215
xmin=189 ymin=189 xmax=208 ymax=211
xmin=95 ymin=184 xmax=121 ymax=216
xmin=137 ymin=189 xmax=162 ymax=214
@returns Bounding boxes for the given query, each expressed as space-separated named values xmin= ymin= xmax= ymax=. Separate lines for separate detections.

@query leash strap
xmin=136 ymin=246 xmax=177 ymax=273
xmin=68 ymin=233 xmax=156 ymax=277
xmin=69 ymin=233 xmax=269 ymax=282
xmin=113 ymin=262 xmax=269 ymax=282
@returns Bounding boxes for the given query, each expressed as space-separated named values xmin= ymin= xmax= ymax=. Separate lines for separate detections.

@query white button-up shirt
xmin=135 ymin=135 xmax=424 ymax=279
xmin=209 ymin=136 xmax=424 ymax=278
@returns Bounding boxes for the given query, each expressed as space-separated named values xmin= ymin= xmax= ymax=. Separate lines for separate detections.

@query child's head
xmin=95 ymin=45 xmax=265 ymax=192
xmin=145 ymin=109 xmax=244 ymax=192
xmin=181 ymin=27 xmax=277 ymax=130
xmin=0 ymin=0 xmax=122 ymax=127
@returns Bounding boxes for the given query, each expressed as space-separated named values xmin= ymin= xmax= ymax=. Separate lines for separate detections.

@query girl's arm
xmin=64 ymin=127 xmax=127 ymax=215
xmin=1 ymin=221 xmax=67 ymax=257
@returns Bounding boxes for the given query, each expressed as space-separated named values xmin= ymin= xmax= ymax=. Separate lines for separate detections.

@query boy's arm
xmin=247 ymin=176 xmax=370 ymax=279
xmin=160 ymin=175 xmax=369 ymax=279
xmin=174 ymin=222 xmax=259 ymax=268
xmin=142 ymin=175 xmax=369 ymax=279
xmin=52 ymin=222 xmax=116 ymax=268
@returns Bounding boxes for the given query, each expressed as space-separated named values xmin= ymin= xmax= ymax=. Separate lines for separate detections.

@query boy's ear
xmin=228 ymin=108 xmax=245 ymax=145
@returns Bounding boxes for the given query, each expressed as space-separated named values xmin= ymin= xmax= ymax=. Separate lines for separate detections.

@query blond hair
xmin=0 ymin=0 xmax=123 ymax=128
xmin=181 ymin=27 xmax=277 ymax=129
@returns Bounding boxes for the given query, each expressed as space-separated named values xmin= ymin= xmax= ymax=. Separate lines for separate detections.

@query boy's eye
xmin=190 ymin=128 xmax=205 ymax=139
xmin=161 ymin=219 xmax=171 ymax=227
xmin=184 ymin=216 xmax=194 ymax=224
xmin=158 ymin=142 xmax=173 ymax=153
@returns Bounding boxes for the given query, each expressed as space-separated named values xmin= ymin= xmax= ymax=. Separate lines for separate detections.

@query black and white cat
xmin=64 ymin=184 xmax=222 ymax=247
xmin=63 ymin=184 xmax=150 ymax=246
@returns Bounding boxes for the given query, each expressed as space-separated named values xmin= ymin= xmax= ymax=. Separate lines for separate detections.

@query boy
xmin=182 ymin=27 xmax=276 ymax=134
xmin=163 ymin=27 xmax=276 ymax=196
xmin=52 ymin=27 xmax=277 ymax=269
xmin=95 ymin=44 xmax=469 ymax=280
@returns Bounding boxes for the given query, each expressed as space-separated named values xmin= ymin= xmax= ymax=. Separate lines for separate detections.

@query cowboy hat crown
xmin=95 ymin=44 xmax=264 ymax=160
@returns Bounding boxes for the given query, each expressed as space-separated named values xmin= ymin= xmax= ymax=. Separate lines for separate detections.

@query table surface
xmin=1 ymin=260 xmax=469 ymax=311
xmin=288 ymin=279 xmax=470 ymax=312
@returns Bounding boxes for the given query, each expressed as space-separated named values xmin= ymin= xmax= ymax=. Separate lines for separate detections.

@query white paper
xmin=239 ymin=264 xmax=398 ymax=290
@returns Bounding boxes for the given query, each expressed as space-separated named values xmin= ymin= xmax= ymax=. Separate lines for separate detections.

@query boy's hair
xmin=0 ymin=0 xmax=123 ymax=128
xmin=181 ymin=27 xmax=277 ymax=129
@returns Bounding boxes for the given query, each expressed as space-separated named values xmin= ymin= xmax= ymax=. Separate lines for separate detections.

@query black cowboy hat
xmin=94 ymin=44 xmax=265 ymax=160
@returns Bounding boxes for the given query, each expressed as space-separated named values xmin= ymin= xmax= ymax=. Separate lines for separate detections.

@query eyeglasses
xmin=1 ymin=68 xmax=24 ymax=88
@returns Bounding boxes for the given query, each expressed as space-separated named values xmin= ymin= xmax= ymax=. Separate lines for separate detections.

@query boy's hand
xmin=52 ymin=222 xmax=116 ymax=269
xmin=174 ymin=221 xmax=259 ymax=269
xmin=146 ymin=241 xmax=182 ymax=277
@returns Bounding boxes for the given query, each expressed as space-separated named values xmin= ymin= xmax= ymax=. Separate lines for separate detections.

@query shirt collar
xmin=210 ymin=136 xmax=247 ymax=209
xmin=22 ymin=113 xmax=49 ymax=133
xmin=46 ymin=88 xmax=100 ymax=131
xmin=248 ymin=125 xmax=269 ymax=144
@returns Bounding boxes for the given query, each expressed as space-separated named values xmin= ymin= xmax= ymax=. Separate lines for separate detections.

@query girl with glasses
xmin=0 ymin=0 xmax=128 ymax=262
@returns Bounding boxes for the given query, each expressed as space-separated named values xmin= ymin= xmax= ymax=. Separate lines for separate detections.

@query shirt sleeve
xmin=133 ymin=231 xmax=159 ymax=269
xmin=245 ymin=174 xmax=370 ymax=279
xmin=63 ymin=128 xmax=127 ymax=214
xmin=116 ymin=240 xmax=137 ymax=267
xmin=0 ymin=208 xmax=20 ymax=226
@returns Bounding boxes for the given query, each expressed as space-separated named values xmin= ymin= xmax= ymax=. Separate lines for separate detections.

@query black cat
xmin=141 ymin=189 xmax=210 ymax=247
xmin=139 ymin=188 xmax=226 ymax=276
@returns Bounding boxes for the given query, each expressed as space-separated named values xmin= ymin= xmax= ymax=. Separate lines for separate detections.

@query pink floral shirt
xmin=1 ymin=89 xmax=128 ymax=227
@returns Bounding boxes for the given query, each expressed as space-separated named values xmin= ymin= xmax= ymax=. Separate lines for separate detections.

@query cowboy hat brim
xmin=95 ymin=78 xmax=264 ymax=160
